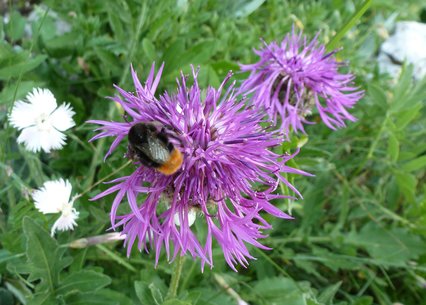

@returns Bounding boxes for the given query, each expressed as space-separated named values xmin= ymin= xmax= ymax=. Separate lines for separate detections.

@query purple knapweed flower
xmin=89 ymin=63 xmax=307 ymax=270
xmin=239 ymin=28 xmax=364 ymax=135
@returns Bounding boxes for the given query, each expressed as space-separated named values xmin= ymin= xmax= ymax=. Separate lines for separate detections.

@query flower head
xmin=32 ymin=178 xmax=79 ymax=236
xmin=239 ymin=28 xmax=363 ymax=134
xmin=9 ymin=88 xmax=75 ymax=153
xmin=89 ymin=64 xmax=306 ymax=270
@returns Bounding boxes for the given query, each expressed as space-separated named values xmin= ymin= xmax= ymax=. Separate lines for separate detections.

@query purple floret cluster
xmin=89 ymin=28 xmax=362 ymax=270
xmin=239 ymin=29 xmax=363 ymax=134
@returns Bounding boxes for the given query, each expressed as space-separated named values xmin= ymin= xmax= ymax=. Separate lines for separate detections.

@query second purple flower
xmin=239 ymin=28 xmax=364 ymax=135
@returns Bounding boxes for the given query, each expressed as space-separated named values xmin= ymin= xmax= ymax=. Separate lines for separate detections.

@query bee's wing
xmin=135 ymin=135 xmax=170 ymax=164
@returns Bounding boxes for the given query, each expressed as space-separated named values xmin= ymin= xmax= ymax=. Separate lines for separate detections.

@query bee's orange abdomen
xmin=158 ymin=149 xmax=183 ymax=175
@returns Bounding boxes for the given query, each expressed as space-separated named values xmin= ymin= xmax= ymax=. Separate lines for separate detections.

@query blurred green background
xmin=1 ymin=1 xmax=426 ymax=304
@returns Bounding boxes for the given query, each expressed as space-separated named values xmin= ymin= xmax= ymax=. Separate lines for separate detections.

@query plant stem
xmin=166 ymin=255 xmax=185 ymax=300
xmin=326 ymin=0 xmax=372 ymax=51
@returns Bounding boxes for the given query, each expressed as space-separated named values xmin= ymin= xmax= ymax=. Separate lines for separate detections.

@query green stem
xmin=96 ymin=244 xmax=137 ymax=272
xmin=326 ymin=0 xmax=372 ymax=51
xmin=166 ymin=255 xmax=185 ymax=300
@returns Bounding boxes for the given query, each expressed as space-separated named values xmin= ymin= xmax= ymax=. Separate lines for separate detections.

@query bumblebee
xmin=127 ymin=123 xmax=183 ymax=175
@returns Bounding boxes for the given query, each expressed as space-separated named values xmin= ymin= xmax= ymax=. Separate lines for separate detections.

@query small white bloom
xmin=32 ymin=179 xmax=79 ymax=236
xmin=174 ymin=209 xmax=196 ymax=227
xmin=9 ymin=88 xmax=75 ymax=153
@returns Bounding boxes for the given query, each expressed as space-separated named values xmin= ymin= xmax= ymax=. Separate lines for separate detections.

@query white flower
xmin=9 ymin=88 xmax=75 ymax=153
xmin=32 ymin=179 xmax=79 ymax=236
xmin=174 ymin=209 xmax=197 ymax=227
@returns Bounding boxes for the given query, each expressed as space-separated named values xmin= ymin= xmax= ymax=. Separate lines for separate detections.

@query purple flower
xmin=89 ymin=64 xmax=307 ymax=270
xmin=239 ymin=28 xmax=364 ymax=134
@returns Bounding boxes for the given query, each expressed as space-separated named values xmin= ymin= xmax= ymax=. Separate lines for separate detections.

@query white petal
xmin=51 ymin=207 xmax=79 ymax=236
xmin=8 ymin=100 xmax=39 ymax=129
xmin=26 ymin=88 xmax=57 ymax=116
xmin=49 ymin=103 xmax=75 ymax=131
xmin=174 ymin=209 xmax=196 ymax=227
xmin=38 ymin=126 xmax=67 ymax=153
xmin=32 ymin=179 xmax=72 ymax=214
xmin=17 ymin=125 xmax=66 ymax=153
xmin=17 ymin=126 xmax=44 ymax=153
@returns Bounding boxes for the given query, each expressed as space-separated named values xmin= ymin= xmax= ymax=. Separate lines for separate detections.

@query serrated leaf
xmin=22 ymin=217 xmax=70 ymax=292
xmin=57 ymin=270 xmax=111 ymax=296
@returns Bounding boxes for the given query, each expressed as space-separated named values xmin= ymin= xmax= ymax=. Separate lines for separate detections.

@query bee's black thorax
xmin=127 ymin=123 xmax=174 ymax=168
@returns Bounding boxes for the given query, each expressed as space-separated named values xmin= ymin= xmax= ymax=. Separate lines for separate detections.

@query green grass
xmin=1 ymin=1 xmax=426 ymax=305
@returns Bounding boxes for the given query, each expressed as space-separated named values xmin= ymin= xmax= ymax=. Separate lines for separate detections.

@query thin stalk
xmin=166 ymin=255 xmax=185 ymax=300
xmin=326 ymin=0 xmax=372 ymax=51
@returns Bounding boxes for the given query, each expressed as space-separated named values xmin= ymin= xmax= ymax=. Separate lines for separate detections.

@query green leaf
xmin=163 ymin=40 xmax=217 ymax=76
xmin=22 ymin=217 xmax=69 ymax=292
xmin=346 ymin=222 xmax=426 ymax=266
xmin=57 ymin=270 xmax=111 ymax=296
xmin=162 ymin=299 xmax=192 ymax=305
xmin=402 ymin=156 xmax=426 ymax=172
xmin=394 ymin=170 xmax=416 ymax=202
xmin=27 ymin=293 xmax=57 ymax=305
xmin=162 ymin=40 xmax=185 ymax=75
xmin=5 ymin=11 xmax=26 ymax=41
xmin=149 ymin=282 xmax=164 ymax=305
xmin=233 ymin=0 xmax=266 ymax=17
xmin=0 ymin=250 xmax=13 ymax=265
xmin=395 ymin=104 xmax=422 ymax=129
xmin=142 ymin=38 xmax=157 ymax=63
xmin=0 ymin=81 xmax=37 ymax=106
xmin=368 ymin=83 xmax=387 ymax=109
xmin=318 ymin=281 xmax=342 ymax=304
xmin=253 ymin=277 xmax=309 ymax=305
xmin=0 ymin=54 xmax=47 ymax=80
xmin=65 ymin=292 xmax=118 ymax=305
xmin=135 ymin=281 xmax=155 ymax=305
xmin=391 ymin=65 xmax=414 ymax=110
xmin=352 ymin=296 xmax=374 ymax=305
xmin=387 ymin=133 xmax=399 ymax=163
